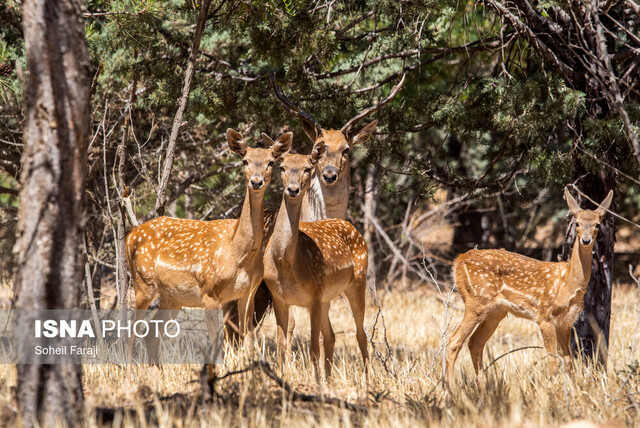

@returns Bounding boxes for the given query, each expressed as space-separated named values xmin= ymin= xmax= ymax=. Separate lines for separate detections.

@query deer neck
xmin=231 ymin=186 xmax=264 ymax=256
xmin=301 ymin=169 xmax=350 ymax=222
xmin=301 ymin=174 xmax=327 ymax=222
xmin=567 ymin=238 xmax=594 ymax=291
xmin=270 ymin=195 xmax=303 ymax=265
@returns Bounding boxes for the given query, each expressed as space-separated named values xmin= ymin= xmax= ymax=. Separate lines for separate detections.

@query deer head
xmin=564 ymin=188 xmax=613 ymax=246
xmin=271 ymin=73 xmax=405 ymax=187
xmin=280 ymin=141 xmax=326 ymax=199
xmin=226 ymin=128 xmax=292 ymax=191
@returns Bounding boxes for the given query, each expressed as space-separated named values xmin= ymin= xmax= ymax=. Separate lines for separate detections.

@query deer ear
xmin=596 ymin=190 xmax=613 ymax=220
xmin=350 ymin=120 xmax=378 ymax=146
xmin=272 ymin=132 xmax=293 ymax=160
xmin=227 ymin=128 xmax=246 ymax=157
xmin=564 ymin=188 xmax=580 ymax=217
xmin=309 ymin=140 xmax=326 ymax=166
xmin=261 ymin=133 xmax=275 ymax=148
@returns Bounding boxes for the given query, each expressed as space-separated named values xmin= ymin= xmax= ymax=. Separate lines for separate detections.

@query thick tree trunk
xmin=14 ymin=0 xmax=91 ymax=426
xmin=566 ymin=153 xmax=616 ymax=364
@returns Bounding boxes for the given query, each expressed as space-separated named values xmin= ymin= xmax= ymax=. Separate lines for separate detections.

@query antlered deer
xmin=271 ymin=73 xmax=405 ymax=222
xmin=263 ymin=141 xmax=369 ymax=380
xmin=445 ymin=188 xmax=613 ymax=385
xmin=125 ymin=129 xmax=292 ymax=361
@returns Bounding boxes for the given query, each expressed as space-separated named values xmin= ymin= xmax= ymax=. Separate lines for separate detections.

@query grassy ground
xmin=1 ymin=281 xmax=639 ymax=427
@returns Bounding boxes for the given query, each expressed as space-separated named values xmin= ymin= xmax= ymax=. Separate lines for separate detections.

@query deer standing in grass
xmin=252 ymin=74 xmax=403 ymax=354
xmin=445 ymin=188 xmax=613 ymax=385
xmin=263 ymin=141 xmax=369 ymax=380
xmin=227 ymin=74 xmax=405 ymax=341
xmin=125 ymin=129 xmax=292 ymax=361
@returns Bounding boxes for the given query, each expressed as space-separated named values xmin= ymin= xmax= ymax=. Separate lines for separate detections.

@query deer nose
xmin=286 ymin=185 xmax=300 ymax=197
xmin=250 ymin=177 xmax=264 ymax=189
xmin=322 ymin=167 xmax=338 ymax=184
xmin=580 ymin=236 xmax=593 ymax=245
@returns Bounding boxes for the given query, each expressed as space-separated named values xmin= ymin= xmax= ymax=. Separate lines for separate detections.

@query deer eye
xmin=267 ymin=160 xmax=274 ymax=168
xmin=242 ymin=159 xmax=249 ymax=166
xmin=280 ymin=166 xmax=286 ymax=172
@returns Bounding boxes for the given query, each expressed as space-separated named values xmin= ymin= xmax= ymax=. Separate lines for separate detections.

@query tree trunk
xmin=14 ymin=0 xmax=91 ymax=425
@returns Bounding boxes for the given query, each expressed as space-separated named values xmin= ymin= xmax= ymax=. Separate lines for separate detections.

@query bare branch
xmin=155 ymin=0 xmax=211 ymax=216
xmin=590 ymin=3 xmax=640 ymax=167
xmin=335 ymin=10 xmax=374 ymax=36
xmin=483 ymin=0 xmax=574 ymax=79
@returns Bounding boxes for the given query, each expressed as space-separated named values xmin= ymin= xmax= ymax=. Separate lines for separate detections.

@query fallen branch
xmin=483 ymin=346 xmax=543 ymax=372
xmin=211 ymin=360 xmax=369 ymax=413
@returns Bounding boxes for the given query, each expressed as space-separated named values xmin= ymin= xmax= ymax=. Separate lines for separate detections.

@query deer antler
xmin=340 ymin=73 xmax=406 ymax=135
xmin=271 ymin=72 xmax=322 ymax=138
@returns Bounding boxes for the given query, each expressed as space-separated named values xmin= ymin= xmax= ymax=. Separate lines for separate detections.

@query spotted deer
xmin=445 ymin=188 xmax=613 ymax=385
xmin=271 ymin=72 xmax=405 ymax=222
xmin=257 ymin=73 xmax=403 ymax=351
xmin=228 ymin=75 xmax=405 ymax=341
xmin=263 ymin=140 xmax=369 ymax=380
xmin=125 ymin=129 xmax=292 ymax=361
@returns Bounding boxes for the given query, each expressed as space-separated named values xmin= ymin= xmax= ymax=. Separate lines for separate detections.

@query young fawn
xmin=125 ymin=129 xmax=292 ymax=361
xmin=445 ymin=188 xmax=613 ymax=385
xmin=263 ymin=140 xmax=369 ymax=380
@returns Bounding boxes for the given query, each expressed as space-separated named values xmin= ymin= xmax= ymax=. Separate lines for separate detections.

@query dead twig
xmin=483 ymin=345 xmax=543 ymax=372
xmin=211 ymin=360 xmax=368 ymax=413
xmin=155 ymin=0 xmax=212 ymax=216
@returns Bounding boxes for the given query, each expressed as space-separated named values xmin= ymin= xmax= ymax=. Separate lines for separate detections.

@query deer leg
xmin=144 ymin=295 xmax=181 ymax=364
xmin=556 ymin=326 xmax=572 ymax=356
xmin=445 ymin=309 xmax=483 ymax=387
xmin=272 ymin=298 xmax=290 ymax=370
xmin=556 ymin=326 xmax=574 ymax=371
xmin=345 ymin=281 xmax=369 ymax=380
xmin=319 ymin=302 xmax=335 ymax=378
xmin=286 ymin=315 xmax=295 ymax=356
xmin=467 ymin=310 xmax=506 ymax=376
xmin=310 ymin=301 xmax=322 ymax=382
xmin=202 ymin=295 xmax=223 ymax=387
xmin=539 ymin=320 xmax=561 ymax=373
xmin=222 ymin=301 xmax=240 ymax=345
xmin=126 ymin=283 xmax=155 ymax=365
xmin=237 ymin=294 xmax=256 ymax=339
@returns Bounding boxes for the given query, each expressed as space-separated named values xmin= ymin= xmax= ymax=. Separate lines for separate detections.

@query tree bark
xmin=14 ymin=0 xmax=91 ymax=425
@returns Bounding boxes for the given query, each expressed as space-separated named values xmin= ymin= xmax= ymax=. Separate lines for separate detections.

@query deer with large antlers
xmin=271 ymin=73 xmax=405 ymax=222
xmin=125 ymin=129 xmax=292 ymax=361
xmin=445 ymin=188 xmax=614 ymax=385
xmin=263 ymin=140 xmax=369 ymax=380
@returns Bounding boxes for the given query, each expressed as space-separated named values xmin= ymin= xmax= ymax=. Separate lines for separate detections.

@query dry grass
xmin=1 ymin=281 xmax=639 ymax=427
